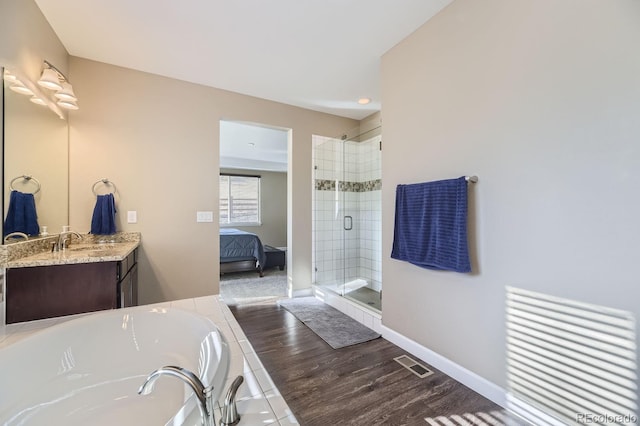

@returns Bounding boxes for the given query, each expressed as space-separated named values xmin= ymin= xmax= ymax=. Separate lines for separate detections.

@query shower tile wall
xmin=312 ymin=135 xmax=381 ymax=292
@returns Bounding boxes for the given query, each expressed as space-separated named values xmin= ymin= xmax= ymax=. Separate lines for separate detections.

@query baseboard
xmin=506 ymin=394 xmax=565 ymax=426
xmin=292 ymin=288 xmax=313 ymax=298
xmin=381 ymin=325 xmax=507 ymax=408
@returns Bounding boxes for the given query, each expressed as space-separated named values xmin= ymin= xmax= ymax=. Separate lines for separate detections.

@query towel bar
xmin=92 ymin=178 xmax=117 ymax=195
xmin=9 ymin=175 xmax=41 ymax=194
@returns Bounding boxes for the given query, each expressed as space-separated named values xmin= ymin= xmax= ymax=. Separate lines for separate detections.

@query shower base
xmin=346 ymin=287 xmax=381 ymax=311
xmin=319 ymin=278 xmax=368 ymax=296
xmin=316 ymin=278 xmax=381 ymax=313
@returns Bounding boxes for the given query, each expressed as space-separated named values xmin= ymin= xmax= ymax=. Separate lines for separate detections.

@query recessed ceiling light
xmin=358 ymin=97 xmax=371 ymax=105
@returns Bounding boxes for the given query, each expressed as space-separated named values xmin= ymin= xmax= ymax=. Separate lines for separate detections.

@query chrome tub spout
xmin=221 ymin=375 xmax=244 ymax=426
xmin=138 ymin=365 xmax=215 ymax=426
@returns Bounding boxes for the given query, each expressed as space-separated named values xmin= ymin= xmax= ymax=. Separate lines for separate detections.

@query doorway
xmin=218 ymin=120 xmax=290 ymax=305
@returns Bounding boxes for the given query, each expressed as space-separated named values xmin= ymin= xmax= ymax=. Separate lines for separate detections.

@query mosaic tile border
xmin=315 ymin=179 xmax=381 ymax=192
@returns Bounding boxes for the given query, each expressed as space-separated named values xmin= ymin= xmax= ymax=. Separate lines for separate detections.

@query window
xmin=219 ymin=174 xmax=261 ymax=225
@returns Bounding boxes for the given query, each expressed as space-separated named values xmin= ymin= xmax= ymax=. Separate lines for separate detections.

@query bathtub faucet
xmin=138 ymin=365 xmax=215 ymax=426
xmin=221 ymin=375 xmax=244 ymax=426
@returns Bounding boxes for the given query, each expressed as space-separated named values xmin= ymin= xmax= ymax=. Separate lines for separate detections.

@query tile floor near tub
xmin=0 ymin=295 xmax=298 ymax=426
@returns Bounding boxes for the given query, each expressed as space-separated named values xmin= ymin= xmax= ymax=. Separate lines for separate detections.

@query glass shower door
xmin=312 ymin=128 xmax=382 ymax=312
xmin=313 ymin=135 xmax=346 ymax=293
xmin=340 ymin=139 xmax=358 ymax=297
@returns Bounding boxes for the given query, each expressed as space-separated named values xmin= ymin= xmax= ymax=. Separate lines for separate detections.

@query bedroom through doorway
xmin=218 ymin=120 xmax=290 ymax=306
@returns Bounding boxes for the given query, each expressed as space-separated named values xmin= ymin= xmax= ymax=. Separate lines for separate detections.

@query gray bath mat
xmin=278 ymin=297 xmax=380 ymax=349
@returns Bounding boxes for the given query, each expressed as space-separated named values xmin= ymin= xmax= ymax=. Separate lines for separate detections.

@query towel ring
xmin=9 ymin=175 xmax=41 ymax=194
xmin=92 ymin=178 xmax=117 ymax=195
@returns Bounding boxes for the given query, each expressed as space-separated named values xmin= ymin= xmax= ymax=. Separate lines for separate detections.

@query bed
xmin=220 ymin=228 xmax=266 ymax=277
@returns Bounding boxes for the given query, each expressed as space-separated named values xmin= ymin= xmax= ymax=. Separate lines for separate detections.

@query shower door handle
xmin=344 ymin=215 xmax=353 ymax=231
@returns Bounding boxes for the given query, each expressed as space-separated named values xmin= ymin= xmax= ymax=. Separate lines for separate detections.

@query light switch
xmin=196 ymin=211 xmax=214 ymax=222
xmin=127 ymin=210 xmax=137 ymax=223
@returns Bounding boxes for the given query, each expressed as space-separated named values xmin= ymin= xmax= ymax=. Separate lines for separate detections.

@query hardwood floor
xmin=230 ymin=302 xmax=524 ymax=426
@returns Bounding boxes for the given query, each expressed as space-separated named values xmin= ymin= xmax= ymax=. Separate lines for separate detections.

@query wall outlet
xmin=127 ymin=210 xmax=137 ymax=223
xmin=196 ymin=211 xmax=214 ymax=222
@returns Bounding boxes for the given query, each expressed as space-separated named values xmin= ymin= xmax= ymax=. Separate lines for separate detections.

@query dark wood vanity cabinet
xmin=5 ymin=249 xmax=138 ymax=324
xmin=117 ymin=250 xmax=138 ymax=308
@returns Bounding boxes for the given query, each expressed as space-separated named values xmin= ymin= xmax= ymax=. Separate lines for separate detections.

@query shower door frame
xmin=312 ymin=128 xmax=382 ymax=311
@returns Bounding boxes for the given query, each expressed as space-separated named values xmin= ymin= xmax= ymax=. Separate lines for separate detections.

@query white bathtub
xmin=0 ymin=306 xmax=230 ymax=425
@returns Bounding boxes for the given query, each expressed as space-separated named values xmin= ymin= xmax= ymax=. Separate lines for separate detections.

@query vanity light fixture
xmin=57 ymin=99 xmax=79 ymax=110
xmin=37 ymin=60 xmax=79 ymax=110
xmin=54 ymin=82 xmax=77 ymax=102
xmin=8 ymin=79 xmax=34 ymax=96
xmin=3 ymin=69 xmax=17 ymax=83
xmin=38 ymin=67 xmax=63 ymax=90
xmin=29 ymin=96 xmax=47 ymax=106
xmin=4 ymin=70 xmax=32 ymax=94
xmin=4 ymin=66 xmax=66 ymax=119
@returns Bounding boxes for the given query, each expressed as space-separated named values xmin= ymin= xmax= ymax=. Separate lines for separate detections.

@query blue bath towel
xmin=391 ymin=177 xmax=471 ymax=273
xmin=90 ymin=193 xmax=117 ymax=235
xmin=3 ymin=190 xmax=40 ymax=237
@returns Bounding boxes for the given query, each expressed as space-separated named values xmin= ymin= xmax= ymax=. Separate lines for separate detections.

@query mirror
xmin=2 ymin=66 xmax=69 ymax=242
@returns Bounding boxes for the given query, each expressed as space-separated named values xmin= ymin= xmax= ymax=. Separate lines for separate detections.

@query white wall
xmin=381 ymin=0 xmax=640 ymax=391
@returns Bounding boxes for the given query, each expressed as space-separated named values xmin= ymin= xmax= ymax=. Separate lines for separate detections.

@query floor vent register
xmin=394 ymin=355 xmax=434 ymax=378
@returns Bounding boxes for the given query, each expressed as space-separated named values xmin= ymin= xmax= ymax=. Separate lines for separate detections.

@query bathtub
xmin=0 ymin=306 xmax=230 ymax=425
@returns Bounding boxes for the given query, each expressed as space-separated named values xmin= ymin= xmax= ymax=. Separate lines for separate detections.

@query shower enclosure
xmin=312 ymin=127 xmax=382 ymax=312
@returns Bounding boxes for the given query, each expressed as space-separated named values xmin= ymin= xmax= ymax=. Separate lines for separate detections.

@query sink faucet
xmin=53 ymin=231 xmax=82 ymax=252
xmin=3 ymin=232 xmax=29 ymax=243
xmin=138 ymin=365 xmax=215 ymax=426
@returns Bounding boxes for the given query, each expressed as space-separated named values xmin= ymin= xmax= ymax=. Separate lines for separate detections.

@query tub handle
xmin=221 ymin=375 xmax=244 ymax=426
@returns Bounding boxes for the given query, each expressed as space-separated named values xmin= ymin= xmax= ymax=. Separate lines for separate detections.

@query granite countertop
xmin=3 ymin=232 xmax=140 ymax=269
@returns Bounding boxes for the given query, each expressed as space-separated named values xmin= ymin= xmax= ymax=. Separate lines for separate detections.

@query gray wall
xmin=0 ymin=0 xmax=69 ymax=237
xmin=0 ymin=0 xmax=68 ymax=80
xmin=0 ymin=0 xmax=357 ymax=305
xmin=381 ymin=0 xmax=640 ymax=389
xmin=68 ymin=57 xmax=356 ymax=304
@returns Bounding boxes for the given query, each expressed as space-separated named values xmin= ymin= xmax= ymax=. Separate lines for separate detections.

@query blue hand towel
xmin=391 ymin=177 xmax=471 ymax=273
xmin=3 ymin=190 xmax=40 ymax=236
xmin=90 ymin=193 xmax=117 ymax=235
